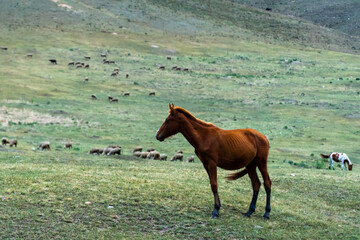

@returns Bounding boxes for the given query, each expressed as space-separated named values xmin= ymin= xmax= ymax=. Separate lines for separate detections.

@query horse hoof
xmin=211 ymin=211 xmax=219 ymax=219
xmin=243 ymin=212 xmax=251 ymax=218
xmin=263 ymin=214 xmax=270 ymax=219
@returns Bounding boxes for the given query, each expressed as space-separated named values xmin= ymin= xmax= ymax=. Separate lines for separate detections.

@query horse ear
xmin=169 ymin=103 xmax=175 ymax=114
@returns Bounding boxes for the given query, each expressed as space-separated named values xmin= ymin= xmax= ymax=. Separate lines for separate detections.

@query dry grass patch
xmin=0 ymin=106 xmax=75 ymax=127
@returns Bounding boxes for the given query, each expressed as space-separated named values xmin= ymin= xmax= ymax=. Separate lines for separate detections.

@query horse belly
xmin=217 ymin=154 xmax=254 ymax=170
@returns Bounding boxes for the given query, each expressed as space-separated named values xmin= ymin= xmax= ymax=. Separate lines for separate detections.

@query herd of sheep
xmin=1 ymin=49 xmax=193 ymax=163
xmin=1 ymin=137 xmax=195 ymax=163
xmin=63 ymin=53 xmax=185 ymax=101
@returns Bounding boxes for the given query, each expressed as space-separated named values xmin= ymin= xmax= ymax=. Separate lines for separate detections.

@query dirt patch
xmin=53 ymin=110 xmax=67 ymax=115
xmin=2 ymin=99 xmax=32 ymax=104
xmin=51 ymin=0 xmax=73 ymax=10
xmin=0 ymin=106 xmax=75 ymax=127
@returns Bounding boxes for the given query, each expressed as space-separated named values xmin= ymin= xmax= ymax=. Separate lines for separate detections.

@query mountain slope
xmin=235 ymin=0 xmax=360 ymax=37
xmin=0 ymin=0 xmax=358 ymax=54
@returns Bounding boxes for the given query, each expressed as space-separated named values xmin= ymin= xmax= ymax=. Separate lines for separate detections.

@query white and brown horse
xmin=320 ymin=153 xmax=353 ymax=171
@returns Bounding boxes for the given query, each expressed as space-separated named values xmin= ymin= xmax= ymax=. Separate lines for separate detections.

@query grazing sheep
xmin=140 ymin=152 xmax=150 ymax=158
xmin=26 ymin=54 xmax=33 ymax=58
xmin=8 ymin=139 xmax=18 ymax=147
xmin=102 ymin=145 xmax=120 ymax=155
xmin=102 ymin=147 xmax=113 ymax=155
xmin=108 ymin=60 xmax=115 ymax=64
xmin=153 ymin=152 xmax=161 ymax=160
xmin=183 ymin=68 xmax=189 ymax=71
xmin=133 ymin=146 xmax=142 ymax=153
xmin=49 ymin=59 xmax=57 ymax=64
xmin=167 ymin=56 xmax=172 ymax=60
xmin=0 ymin=47 xmax=7 ymax=51
xmin=89 ymin=148 xmax=101 ymax=154
xmin=126 ymin=74 xmax=129 ymax=78
xmin=147 ymin=151 xmax=160 ymax=159
xmin=84 ymin=56 xmax=91 ymax=60
xmin=111 ymin=71 xmax=118 ymax=76
xmin=64 ymin=142 xmax=72 ymax=149
xmin=38 ymin=141 xmax=50 ymax=151
xmin=172 ymin=66 xmax=178 ymax=70
xmin=108 ymin=96 xmax=113 ymax=101
xmin=101 ymin=53 xmax=107 ymax=58
xmin=147 ymin=147 xmax=155 ymax=152
xmin=160 ymin=154 xmax=167 ymax=161
xmin=103 ymin=60 xmax=110 ymax=64
xmin=76 ymin=64 xmax=83 ymax=69
xmin=123 ymin=92 xmax=130 ymax=96
xmin=149 ymin=92 xmax=155 ymax=96
xmin=1 ymin=137 xmax=9 ymax=145
xmin=177 ymin=150 xmax=183 ymax=154
xmin=171 ymin=153 xmax=183 ymax=161
xmin=110 ymin=98 xmax=118 ymax=103
xmin=84 ymin=77 xmax=89 ymax=82
xmin=186 ymin=155 xmax=195 ymax=163
xmin=176 ymin=67 xmax=181 ymax=71
xmin=91 ymin=94 xmax=97 ymax=100
xmin=84 ymin=64 xmax=90 ymax=69
xmin=159 ymin=65 xmax=165 ymax=70
xmin=98 ymin=148 xmax=105 ymax=154
xmin=68 ymin=61 xmax=75 ymax=66
xmin=107 ymin=147 xmax=121 ymax=156
xmin=133 ymin=151 xmax=142 ymax=157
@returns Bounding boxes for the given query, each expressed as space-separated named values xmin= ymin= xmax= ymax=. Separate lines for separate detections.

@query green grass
xmin=1 ymin=0 xmax=360 ymax=239
xmin=0 ymin=151 xmax=359 ymax=239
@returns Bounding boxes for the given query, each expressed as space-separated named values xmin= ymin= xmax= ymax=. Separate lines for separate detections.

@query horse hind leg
xmin=258 ymin=163 xmax=272 ymax=219
xmin=245 ymin=162 xmax=261 ymax=217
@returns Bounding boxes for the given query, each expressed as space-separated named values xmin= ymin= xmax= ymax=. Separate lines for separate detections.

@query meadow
xmin=1 ymin=0 xmax=360 ymax=239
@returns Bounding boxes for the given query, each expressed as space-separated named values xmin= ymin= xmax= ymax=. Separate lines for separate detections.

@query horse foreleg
xmin=206 ymin=162 xmax=221 ymax=218
xmin=244 ymin=163 xmax=260 ymax=217
xmin=329 ymin=158 xmax=335 ymax=170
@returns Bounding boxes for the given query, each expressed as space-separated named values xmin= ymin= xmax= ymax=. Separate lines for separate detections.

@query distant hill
xmin=235 ymin=0 xmax=360 ymax=37
xmin=0 ymin=0 xmax=358 ymax=54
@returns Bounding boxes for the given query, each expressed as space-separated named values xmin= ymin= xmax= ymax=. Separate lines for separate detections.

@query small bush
xmin=315 ymin=159 xmax=325 ymax=169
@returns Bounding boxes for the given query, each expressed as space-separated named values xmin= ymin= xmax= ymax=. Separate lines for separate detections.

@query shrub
xmin=315 ymin=159 xmax=325 ymax=169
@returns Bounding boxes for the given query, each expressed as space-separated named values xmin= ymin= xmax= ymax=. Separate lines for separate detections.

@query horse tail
xmin=320 ymin=153 xmax=331 ymax=159
xmin=226 ymin=169 xmax=248 ymax=181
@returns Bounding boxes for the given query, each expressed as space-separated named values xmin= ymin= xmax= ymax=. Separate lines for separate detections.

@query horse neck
xmin=178 ymin=114 xmax=213 ymax=149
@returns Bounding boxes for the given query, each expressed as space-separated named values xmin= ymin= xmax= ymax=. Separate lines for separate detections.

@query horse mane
xmin=172 ymin=107 xmax=216 ymax=127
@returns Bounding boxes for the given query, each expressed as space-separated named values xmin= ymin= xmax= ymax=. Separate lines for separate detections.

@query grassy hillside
xmin=0 ymin=0 xmax=359 ymax=54
xmin=0 ymin=0 xmax=360 ymax=239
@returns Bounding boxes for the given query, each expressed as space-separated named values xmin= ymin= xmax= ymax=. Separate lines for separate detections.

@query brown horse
xmin=156 ymin=104 xmax=272 ymax=219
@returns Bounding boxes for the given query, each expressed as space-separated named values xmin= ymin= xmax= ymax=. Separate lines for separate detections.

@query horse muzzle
xmin=155 ymin=129 xmax=164 ymax=141
xmin=156 ymin=134 xmax=164 ymax=142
